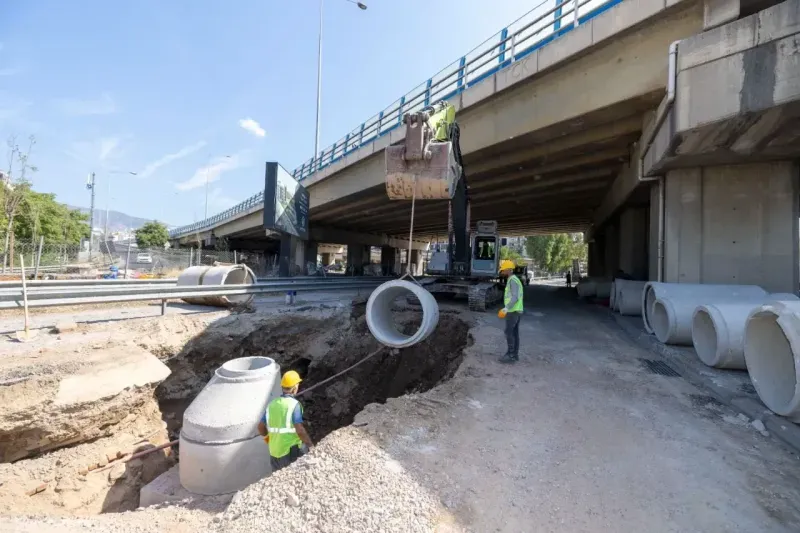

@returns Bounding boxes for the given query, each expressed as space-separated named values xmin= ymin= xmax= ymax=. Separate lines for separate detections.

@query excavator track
xmin=468 ymin=282 xmax=502 ymax=312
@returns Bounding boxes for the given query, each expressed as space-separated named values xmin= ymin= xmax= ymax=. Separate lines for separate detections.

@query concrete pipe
xmin=692 ymin=294 xmax=799 ymax=369
xmin=595 ymin=281 xmax=611 ymax=299
xmin=744 ymin=300 xmax=800 ymax=421
xmin=609 ymin=281 xmax=617 ymax=310
xmin=366 ymin=280 xmax=439 ymax=348
xmin=642 ymin=282 xmax=767 ymax=334
xmin=179 ymin=356 xmax=281 ymax=495
xmin=576 ymin=280 xmax=597 ymax=298
xmin=177 ymin=264 xmax=257 ymax=307
xmin=616 ymin=281 xmax=647 ymax=316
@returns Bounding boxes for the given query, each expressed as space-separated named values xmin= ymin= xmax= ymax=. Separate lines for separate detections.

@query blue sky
xmin=1 ymin=0 xmax=544 ymax=226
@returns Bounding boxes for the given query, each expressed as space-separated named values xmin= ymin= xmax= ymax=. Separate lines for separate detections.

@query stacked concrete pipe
xmin=609 ymin=281 xmax=617 ymax=310
xmin=177 ymin=264 xmax=257 ymax=307
xmin=576 ymin=279 xmax=597 ymax=298
xmin=692 ymin=294 xmax=798 ymax=369
xmin=179 ymin=356 xmax=281 ymax=495
xmin=641 ymin=282 xmax=767 ymax=335
xmin=614 ymin=280 xmax=647 ymax=316
xmin=744 ymin=300 xmax=800 ymax=421
xmin=366 ymin=280 xmax=439 ymax=348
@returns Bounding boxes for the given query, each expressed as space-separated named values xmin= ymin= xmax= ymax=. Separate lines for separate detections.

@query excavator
xmin=384 ymin=101 xmax=505 ymax=311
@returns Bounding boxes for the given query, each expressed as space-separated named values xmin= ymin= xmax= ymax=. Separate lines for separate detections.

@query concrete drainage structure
xmin=178 ymin=356 xmax=281 ymax=495
xmin=176 ymin=264 xmax=257 ymax=307
xmin=642 ymin=282 xmax=767 ymax=335
xmin=692 ymin=295 xmax=799 ymax=369
xmin=744 ymin=300 xmax=800 ymax=422
xmin=366 ymin=280 xmax=439 ymax=348
xmin=613 ymin=280 xmax=646 ymax=316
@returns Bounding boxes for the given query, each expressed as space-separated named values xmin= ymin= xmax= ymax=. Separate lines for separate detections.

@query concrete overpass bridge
xmin=171 ymin=0 xmax=800 ymax=291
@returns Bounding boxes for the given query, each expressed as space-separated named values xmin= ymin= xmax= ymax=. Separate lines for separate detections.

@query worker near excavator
xmin=498 ymin=259 xmax=524 ymax=363
xmin=257 ymin=370 xmax=315 ymax=471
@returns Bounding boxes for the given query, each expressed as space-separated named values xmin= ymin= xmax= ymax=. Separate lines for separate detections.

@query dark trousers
xmin=270 ymin=444 xmax=307 ymax=472
xmin=504 ymin=311 xmax=521 ymax=358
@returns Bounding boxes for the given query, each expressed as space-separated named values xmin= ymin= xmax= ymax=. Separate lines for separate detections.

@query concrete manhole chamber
xmin=179 ymin=356 xmax=281 ymax=495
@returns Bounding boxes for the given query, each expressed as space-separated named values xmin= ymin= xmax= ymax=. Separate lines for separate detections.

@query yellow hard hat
xmin=281 ymin=370 xmax=302 ymax=388
xmin=499 ymin=260 xmax=516 ymax=272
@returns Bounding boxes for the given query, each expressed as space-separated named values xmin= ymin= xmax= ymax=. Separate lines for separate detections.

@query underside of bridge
xmin=309 ymin=97 xmax=657 ymax=239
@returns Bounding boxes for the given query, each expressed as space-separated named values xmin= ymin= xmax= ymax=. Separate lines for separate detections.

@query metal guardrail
xmin=168 ymin=0 xmax=620 ymax=238
xmin=0 ymin=275 xmax=391 ymax=290
xmin=0 ymin=278 xmax=392 ymax=310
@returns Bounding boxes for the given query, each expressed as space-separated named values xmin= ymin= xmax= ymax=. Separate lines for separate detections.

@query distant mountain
xmin=67 ymin=206 xmax=167 ymax=231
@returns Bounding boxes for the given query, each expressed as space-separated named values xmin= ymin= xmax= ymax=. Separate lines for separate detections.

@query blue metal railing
xmin=170 ymin=0 xmax=621 ymax=238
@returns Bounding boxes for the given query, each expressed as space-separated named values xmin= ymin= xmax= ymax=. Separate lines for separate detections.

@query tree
xmin=14 ymin=191 xmax=90 ymax=244
xmin=499 ymin=245 xmax=523 ymax=264
xmin=525 ymin=233 xmax=587 ymax=274
xmin=2 ymin=135 xmax=36 ymax=270
xmin=135 ymin=221 xmax=170 ymax=248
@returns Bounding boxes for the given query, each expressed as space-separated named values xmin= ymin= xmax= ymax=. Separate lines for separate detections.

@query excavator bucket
xmin=385 ymin=141 xmax=459 ymax=200
xmin=385 ymin=103 xmax=461 ymax=201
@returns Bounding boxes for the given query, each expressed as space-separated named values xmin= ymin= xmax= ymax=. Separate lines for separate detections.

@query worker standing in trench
xmin=498 ymin=259 xmax=524 ymax=364
xmin=258 ymin=370 xmax=315 ymax=471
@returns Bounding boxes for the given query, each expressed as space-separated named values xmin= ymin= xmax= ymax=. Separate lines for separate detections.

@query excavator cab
xmin=385 ymin=102 xmax=461 ymax=201
xmin=471 ymin=221 xmax=501 ymax=280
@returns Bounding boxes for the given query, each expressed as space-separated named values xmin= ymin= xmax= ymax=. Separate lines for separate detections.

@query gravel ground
xmin=214 ymin=428 xmax=450 ymax=533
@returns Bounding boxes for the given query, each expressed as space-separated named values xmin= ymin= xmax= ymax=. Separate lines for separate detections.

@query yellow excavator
xmin=384 ymin=101 xmax=504 ymax=311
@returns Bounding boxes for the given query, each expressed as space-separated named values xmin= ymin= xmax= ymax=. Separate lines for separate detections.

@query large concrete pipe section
xmin=651 ymin=289 xmax=775 ymax=346
xmin=366 ymin=280 xmax=439 ymax=348
xmin=744 ymin=301 xmax=800 ymax=421
xmin=595 ymin=282 xmax=612 ymax=299
xmin=609 ymin=281 xmax=617 ymax=310
xmin=692 ymin=294 xmax=799 ymax=369
xmin=615 ymin=280 xmax=646 ymax=316
xmin=576 ymin=280 xmax=597 ymax=298
xmin=177 ymin=264 xmax=257 ymax=307
xmin=642 ymin=283 xmax=767 ymax=334
xmin=179 ymin=356 xmax=281 ymax=495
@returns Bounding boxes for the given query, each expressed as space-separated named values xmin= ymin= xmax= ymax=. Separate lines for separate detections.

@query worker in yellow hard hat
xmin=257 ymin=370 xmax=314 ymax=472
xmin=498 ymin=259 xmax=524 ymax=364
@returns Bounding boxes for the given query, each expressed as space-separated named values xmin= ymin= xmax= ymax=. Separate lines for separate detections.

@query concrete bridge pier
xmin=655 ymin=162 xmax=799 ymax=293
xmin=347 ymin=245 xmax=371 ymax=276
xmin=380 ymin=246 xmax=400 ymax=276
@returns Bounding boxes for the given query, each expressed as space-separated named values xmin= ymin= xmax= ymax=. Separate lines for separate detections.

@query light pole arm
xmin=314 ymin=0 xmax=324 ymax=162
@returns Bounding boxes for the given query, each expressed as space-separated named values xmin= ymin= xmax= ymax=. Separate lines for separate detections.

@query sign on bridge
xmin=263 ymin=162 xmax=309 ymax=240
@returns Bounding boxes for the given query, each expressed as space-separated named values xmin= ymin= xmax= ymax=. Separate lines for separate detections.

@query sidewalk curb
xmin=609 ymin=309 xmax=800 ymax=455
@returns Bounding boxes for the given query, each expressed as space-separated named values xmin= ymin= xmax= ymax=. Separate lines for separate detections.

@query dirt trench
xmin=156 ymin=304 xmax=472 ymax=444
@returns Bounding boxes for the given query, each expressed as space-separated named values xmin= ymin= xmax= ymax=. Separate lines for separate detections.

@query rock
xmin=752 ymin=419 xmax=767 ymax=432
xmin=285 ymin=492 xmax=300 ymax=507
xmin=52 ymin=321 xmax=78 ymax=334
xmin=108 ymin=463 xmax=127 ymax=482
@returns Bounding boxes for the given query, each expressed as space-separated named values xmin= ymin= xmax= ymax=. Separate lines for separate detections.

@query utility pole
xmin=86 ymin=172 xmax=96 ymax=261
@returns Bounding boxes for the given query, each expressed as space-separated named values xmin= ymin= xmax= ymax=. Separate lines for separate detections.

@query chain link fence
xmin=1 ymin=240 xmax=83 ymax=275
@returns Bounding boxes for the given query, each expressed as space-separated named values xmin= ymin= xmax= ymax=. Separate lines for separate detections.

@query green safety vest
xmin=266 ymin=396 xmax=303 ymax=459
xmin=504 ymin=274 xmax=524 ymax=313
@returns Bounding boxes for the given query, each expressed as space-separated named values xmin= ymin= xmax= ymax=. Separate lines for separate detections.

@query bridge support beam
xmin=347 ymin=245 xmax=371 ymax=276
xmin=380 ymin=246 xmax=400 ymax=276
xmin=618 ymin=207 xmax=649 ymax=280
xmin=658 ymin=162 xmax=799 ymax=293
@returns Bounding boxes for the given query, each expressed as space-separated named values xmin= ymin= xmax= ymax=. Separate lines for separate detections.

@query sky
xmin=0 ymin=0 xmax=547 ymax=227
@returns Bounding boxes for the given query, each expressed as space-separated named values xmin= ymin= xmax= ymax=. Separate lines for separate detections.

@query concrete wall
xmin=648 ymin=180 xmax=664 ymax=280
xmin=663 ymin=162 xmax=799 ymax=292
xmin=618 ymin=207 xmax=649 ymax=279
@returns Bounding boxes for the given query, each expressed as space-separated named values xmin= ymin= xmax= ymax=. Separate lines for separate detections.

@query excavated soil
xmin=157 ymin=303 xmax=472 ymax=444
xmin=0 ymin=302 xmax=471 ymax=522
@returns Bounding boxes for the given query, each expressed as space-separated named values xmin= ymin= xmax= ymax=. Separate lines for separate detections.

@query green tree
xmin=499 ymin=245 xmax=523 ymax=264
xmin=135 ymin=221 xmax=170 ymax=248
xmin=2 ymin=135 xmax=36 ymax=270
xmin=13 ymin=191 xmax=90 ymax=243
xmin=525 ymin=233 xmax=587 ymax=274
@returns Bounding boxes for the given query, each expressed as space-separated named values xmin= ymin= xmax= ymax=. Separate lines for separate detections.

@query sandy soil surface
xmin=3 ymin=285 xmax=800 ymax=532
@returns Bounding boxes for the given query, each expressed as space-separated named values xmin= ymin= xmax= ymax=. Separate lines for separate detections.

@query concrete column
xmin=648 ymin=180 xmax=664 ymax=281
xmin=662 ymin=162 xmax=799 ymax=293
xmin=588 ymin=237 xmax=604 ymax=277
xmin=305 ymin=241 xmax=318 ymax=271
xmin=320 ymin=252 xmax=333 ymax=266
xmin=278 ymin=234 xmax=297 ymax=277
xmin=603 ymin=223 xmax=620 ymax=278
xmin=380 ymin=246 xmax=395 ymax=276
xmin=703 ymin=0 xmax=739 ymax=30
xmin=410 ymin=249 xmax=423 ymax=276
xmin=346 ymin=245 xmax=371 ymax=275
xmin=618 ymin=207 xmax=648 ymax=280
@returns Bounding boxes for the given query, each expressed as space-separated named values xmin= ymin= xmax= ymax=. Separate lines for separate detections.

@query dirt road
xmin=351 ymin=284 xmax=800 ymax=532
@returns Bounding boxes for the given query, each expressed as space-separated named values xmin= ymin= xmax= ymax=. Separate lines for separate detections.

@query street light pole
xmin=314 ymin=0 xmax=366 ymax=163
xmin=104 ymin=170 xmax=137 ymax=241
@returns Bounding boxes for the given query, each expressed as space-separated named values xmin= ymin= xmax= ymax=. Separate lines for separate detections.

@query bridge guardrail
xmin=169 ymin=0 xmax=619 ymax=238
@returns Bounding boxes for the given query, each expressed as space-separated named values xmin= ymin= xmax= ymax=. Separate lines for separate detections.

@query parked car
xmin=136 ymin=253 xmax=153 ymax=264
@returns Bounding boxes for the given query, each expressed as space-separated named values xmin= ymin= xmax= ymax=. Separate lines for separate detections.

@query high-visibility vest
xmin=504 ymin=274 xmax=524 ymax=313
xmin=266 ymin=396 xmax=303 ymax=459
